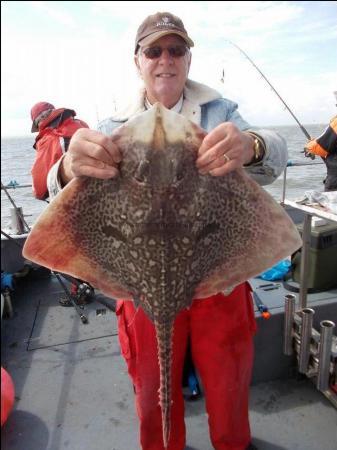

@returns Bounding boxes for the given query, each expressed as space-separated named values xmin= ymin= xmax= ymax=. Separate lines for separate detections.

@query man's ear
xmin=134 ymin=54 xmax=141 ymax=76
xmin=187 ymin=52 xmax=192 ymax=75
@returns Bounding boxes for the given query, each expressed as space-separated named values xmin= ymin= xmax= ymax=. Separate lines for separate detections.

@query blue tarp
xmin=1 ymin=273 xmax=14 ymax=291
xmin=258 ymin=259 xmax=291 ymax=281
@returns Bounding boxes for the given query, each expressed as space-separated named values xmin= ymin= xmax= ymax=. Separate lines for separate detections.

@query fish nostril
xmin=134 ymin=174 xmax=145 ymax=183
xmin=175 ymin=167 xmax=185 ymax=182
xmin=176 ymin=172 xmax=184 ymax=182
xmin=134 ymin=160 xmax=149 ymax=183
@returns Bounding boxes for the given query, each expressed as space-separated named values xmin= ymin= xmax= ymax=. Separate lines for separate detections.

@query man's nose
xmin=158 ymin=49 xmax=174 ymax=63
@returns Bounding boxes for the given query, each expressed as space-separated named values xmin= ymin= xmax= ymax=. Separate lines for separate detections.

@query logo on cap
xmin=156 ymin=16 xmax=176 ymax=28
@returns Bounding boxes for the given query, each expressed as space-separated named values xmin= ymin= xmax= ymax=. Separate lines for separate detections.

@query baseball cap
xmin=30 ymin=102 xmax=55 ymax=132
xmin=135 ymin=12 xmax=194 ymax=53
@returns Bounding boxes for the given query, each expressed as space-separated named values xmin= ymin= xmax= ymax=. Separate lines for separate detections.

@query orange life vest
xmin=305 ymin=116 xmax=337 ymax=158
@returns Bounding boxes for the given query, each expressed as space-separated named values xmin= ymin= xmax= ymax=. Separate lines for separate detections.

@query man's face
xmin=135 ymin=34 xmax=191 ymax=109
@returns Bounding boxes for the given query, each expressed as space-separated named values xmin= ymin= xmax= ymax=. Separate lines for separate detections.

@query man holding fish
xmin=46 ymin=12 xmax=289 ymax=450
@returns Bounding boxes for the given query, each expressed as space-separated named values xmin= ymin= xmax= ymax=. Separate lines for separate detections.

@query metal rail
xmin=1 ymin=183 xmax=32 ymax=190
xmin=281 ymin=160 xmax=325 ymax=205
xmin=1 ymin=181 xmax=30 ymax=232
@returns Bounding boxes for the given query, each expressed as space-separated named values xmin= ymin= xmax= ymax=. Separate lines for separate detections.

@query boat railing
xmin=281 ymin=160 xmax=324 ymax=204
xmin=1 ymin=182 xmax=32 ymax=190
xmin=1 ymin=181 xmax=32 ymax=234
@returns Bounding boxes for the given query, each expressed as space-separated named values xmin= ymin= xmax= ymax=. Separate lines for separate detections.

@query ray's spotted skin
xmin=23 ymin=104 xmax=302 ymax=448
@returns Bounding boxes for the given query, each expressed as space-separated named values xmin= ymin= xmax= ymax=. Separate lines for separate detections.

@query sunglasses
xmin=142 ymin=45 xmax=189 ymax=59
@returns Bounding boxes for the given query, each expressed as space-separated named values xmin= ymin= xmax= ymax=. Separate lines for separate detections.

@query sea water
xmin=1 ymin=124 xmax=327 ymax=230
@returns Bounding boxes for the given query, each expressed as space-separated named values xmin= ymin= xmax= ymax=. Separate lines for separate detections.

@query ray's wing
xmin=193 ymin=168 xmax=302 ymax=298
xmin=22 ymin=177 xmax=132 ymax=299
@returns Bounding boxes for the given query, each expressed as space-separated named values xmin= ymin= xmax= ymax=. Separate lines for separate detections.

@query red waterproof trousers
xmin=116 ymin=282 xmax=256 ymax=450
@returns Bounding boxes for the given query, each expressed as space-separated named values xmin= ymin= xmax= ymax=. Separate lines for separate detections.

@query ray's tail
xmin=155 ymin=319 xmax=174 ymax=449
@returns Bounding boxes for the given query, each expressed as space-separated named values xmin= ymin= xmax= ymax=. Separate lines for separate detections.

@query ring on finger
xmin=223 ymin=153 xmax=231 ymax=163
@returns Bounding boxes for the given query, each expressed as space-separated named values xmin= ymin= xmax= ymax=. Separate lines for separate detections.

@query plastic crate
xmin=296 ymin=221 xmax=337 ymax=250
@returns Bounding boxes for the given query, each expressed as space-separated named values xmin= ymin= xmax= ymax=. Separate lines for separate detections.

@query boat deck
xmin=1 ymin=272 xmax=336 ymax=450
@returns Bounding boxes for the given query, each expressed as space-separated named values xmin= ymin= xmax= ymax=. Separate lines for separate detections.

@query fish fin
xmin=22 ymin=177 xmax=132 ymax=300
xmin=194 ymin=169 xmax=302 ymax=298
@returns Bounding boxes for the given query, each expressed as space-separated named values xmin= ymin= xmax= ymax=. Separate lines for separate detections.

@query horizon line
xmin=1 ymin=122 xmax=328 ymax=140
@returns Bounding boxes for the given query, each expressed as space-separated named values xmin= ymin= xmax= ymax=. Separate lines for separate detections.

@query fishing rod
xmin=227 ymin=40 xmax=312 ymax=141
xmin=287 ymin=160 xmax=324 ymax=167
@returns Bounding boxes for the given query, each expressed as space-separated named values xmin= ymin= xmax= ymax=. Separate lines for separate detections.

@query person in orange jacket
xmin=30 ymin=102 xmax=92 ymax=307
xmin=30 ymin=102 xmax=89 ymax=200
xmin=304 ymin=94 xmax=337 ymax=191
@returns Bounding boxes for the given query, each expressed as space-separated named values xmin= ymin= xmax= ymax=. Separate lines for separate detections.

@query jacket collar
xmin=111 ymin=79 xmax=222 ymax=125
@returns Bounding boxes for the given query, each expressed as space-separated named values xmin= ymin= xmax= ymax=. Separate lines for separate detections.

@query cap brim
xmin=137 ymin=31 xmax=194 ymax=52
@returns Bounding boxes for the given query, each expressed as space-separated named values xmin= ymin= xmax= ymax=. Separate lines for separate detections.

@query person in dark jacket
xmin=304 ymin=93 xmax=337 ymax=191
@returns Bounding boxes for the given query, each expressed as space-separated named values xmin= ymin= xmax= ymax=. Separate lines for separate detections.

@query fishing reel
xmin=75 ymin=282 xmax=95 ymax=305
xmin=302 ymin=149 xmax=316 ymax=160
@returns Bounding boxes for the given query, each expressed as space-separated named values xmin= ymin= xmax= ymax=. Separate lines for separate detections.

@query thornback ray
xmin=23 ymin=103 xmax=302 ymax=448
